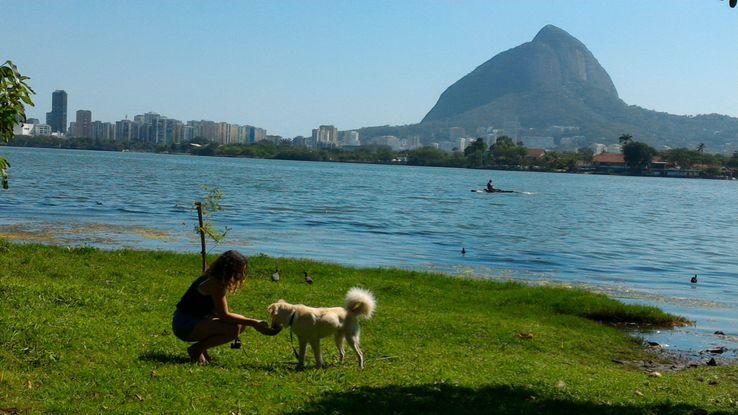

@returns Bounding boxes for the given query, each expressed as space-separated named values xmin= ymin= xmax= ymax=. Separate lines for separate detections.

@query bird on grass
xmin=271 ymin=268 xmax=280 ymax=282
xmin=303 ymin=271 xmax=313 ymax=285
xmin=691 ymin=274 xmax=698 ymax=284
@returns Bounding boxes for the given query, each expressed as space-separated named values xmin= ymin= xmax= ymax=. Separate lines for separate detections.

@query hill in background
xmin=355 ymin=25 xmax=738 ymax=152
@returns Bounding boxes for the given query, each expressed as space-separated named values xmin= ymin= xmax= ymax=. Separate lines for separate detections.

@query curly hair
xmin=204 ymin=250 xmax=248 ymax=293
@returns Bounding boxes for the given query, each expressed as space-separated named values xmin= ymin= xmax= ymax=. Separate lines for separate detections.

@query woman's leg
xmin=186 ymin=317 xmax=244 ymax=363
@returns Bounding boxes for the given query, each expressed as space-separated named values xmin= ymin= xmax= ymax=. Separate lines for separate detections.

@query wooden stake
xmin=194 ymin=201 xmax=206 ymax=272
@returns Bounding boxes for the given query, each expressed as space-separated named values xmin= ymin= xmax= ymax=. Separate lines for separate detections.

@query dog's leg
xmin=297 ymin=338 xmax=308 ymax=370
xmin=346 ymin=335 xmax=364 ymax=369
xmin=334 ymin=332 xmax=345 ymax=362
xmin=311 ymin=339 xmax=323 ymax=369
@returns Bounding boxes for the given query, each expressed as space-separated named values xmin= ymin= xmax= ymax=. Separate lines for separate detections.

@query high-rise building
xmin=143 ymin=112 xmax=160 ymax=124
xmin=311 ymin=125 xmax=338 ymax=148
xmin=237 ymin=125 xmax=251 ymax=144
xmin=115 ymin=120 xmax=134 ymax=141
xmin=144 ymin=112 xmax=161 ymax=142
xmin=199 ymin=121 xmax=218 ymax=142
xmin=182 ymin=125 xmax=195 ymax=142
xmin=344 ymin=130 xmax=360 ymax=146
xmin=456 ymin=137 xmax=470 ymax=152
xmin=26 ymin=118 xmax=40 ymax=124
xmin=45 ymin=90 xmax=68 ymax=133
xmin=228 ymin=123 xmax=239 ymax=144
xmin=91 ymin=121 xmax=115 ymax=140
xmin=74 ymin=110 xmax=92 ymax=137
xmin=156 ymin=117 xmax=180 ymax=144
xmin=249 ymin=127 xmax=266 ymax=143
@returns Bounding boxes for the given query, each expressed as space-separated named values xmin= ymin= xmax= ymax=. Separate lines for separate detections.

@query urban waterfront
xmin=2 ymin=146 xmax=737 ymax=354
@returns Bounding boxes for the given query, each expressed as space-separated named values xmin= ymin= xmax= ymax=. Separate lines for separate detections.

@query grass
xmin=0 ymin=242 xmax=735 ymax=414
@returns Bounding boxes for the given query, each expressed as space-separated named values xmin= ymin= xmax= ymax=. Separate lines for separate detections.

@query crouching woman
xmin=172 ymin=250 xmax=272 ymax=364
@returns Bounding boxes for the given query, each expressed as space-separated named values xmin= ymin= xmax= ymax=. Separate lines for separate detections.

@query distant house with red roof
xmin=592 ymin=153 xmax=624 ymax=165
xmin=526 ymin=148 xmax=546 ymax=159
xmin=592 ymin=152 xmax=626 ymax=173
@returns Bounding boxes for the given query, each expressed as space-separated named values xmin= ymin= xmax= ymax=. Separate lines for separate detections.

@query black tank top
xmin=176 ymin=275 xmax=215 ymax=317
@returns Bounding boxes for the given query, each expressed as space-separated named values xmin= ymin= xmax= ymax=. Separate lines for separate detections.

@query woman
xmin=172 ymin=250 xmax=272 ymax=364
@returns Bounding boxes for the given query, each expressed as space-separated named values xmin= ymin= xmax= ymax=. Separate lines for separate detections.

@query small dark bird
xmin=461 ymin=247 xmax=466 ymax=255
xmin=691 ymin=274 xmax=698 ymax=284
xmin=271 ymin=268 xmax=280 ymax=282
xmin=303 ymin=271 xmax=313 ymax=285
xmin=96 ymin=201 xmax=103 ymax=205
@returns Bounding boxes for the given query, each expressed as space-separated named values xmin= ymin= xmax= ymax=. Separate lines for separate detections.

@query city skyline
xmin=2 ymin=1 xmax=737 ymax=138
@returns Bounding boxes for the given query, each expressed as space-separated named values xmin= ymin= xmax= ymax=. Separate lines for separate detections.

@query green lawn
xmin=0 ymin=242 xmax=735 ymax=414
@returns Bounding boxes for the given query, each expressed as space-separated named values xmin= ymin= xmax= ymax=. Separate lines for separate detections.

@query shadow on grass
xmin=138 ymin=352 xmax=299 ymax=372
xmin=288 ymin=383 xmax=727 ymax=415
xmin=138 ymin=351 xmax=190 ymax=365
xmin=237 ymin=361 xmax=297 ymax=372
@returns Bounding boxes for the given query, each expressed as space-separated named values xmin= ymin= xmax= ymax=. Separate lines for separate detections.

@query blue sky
xmin=2 ymin=1 xmax=736 ymax=137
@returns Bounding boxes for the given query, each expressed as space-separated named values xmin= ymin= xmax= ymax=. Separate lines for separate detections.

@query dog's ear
xmin=267 ymin=304 xmax=277 ymax=314
xmin=277 ymin=299 xmax=285 ymax=303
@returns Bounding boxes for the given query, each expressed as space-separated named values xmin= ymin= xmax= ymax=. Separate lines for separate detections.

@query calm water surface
xmin=2 ymin=147 xmax=737 ymax=355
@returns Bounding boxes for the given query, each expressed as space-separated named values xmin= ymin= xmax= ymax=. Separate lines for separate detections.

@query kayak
xmin=471 ymin=189 xmax=516 ymax=193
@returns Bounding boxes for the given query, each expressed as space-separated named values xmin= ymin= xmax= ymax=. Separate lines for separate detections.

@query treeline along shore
xmin=6 ymin=134 xmax=738 ymax=179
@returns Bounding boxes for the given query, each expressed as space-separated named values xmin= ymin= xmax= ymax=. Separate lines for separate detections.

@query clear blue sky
xmin=2 ymin=0 xmax=736 ymax=137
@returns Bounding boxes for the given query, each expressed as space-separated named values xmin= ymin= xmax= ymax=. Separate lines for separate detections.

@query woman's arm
xmin=210 ymin=284 xmax=265 ymax=327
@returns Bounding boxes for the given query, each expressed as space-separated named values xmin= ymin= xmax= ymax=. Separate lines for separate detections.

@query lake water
xmin=2 ymin=147 xmax=737 ymax=357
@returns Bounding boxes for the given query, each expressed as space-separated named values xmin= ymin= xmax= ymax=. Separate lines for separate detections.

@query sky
xmin=2 ymin=1 xmax=737 ymax=137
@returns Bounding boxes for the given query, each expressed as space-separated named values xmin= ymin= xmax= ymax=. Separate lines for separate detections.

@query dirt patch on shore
xmin=0 ymin=222 xmax=174 ymax=245
xmin=0 ymin=224 xmax=64 ymax=243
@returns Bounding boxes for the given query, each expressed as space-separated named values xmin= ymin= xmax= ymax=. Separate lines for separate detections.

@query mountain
xmin=422 ymin=25 xmax=618 ymax=123
xmin=356 ymin=25 xmax=738 ymax=152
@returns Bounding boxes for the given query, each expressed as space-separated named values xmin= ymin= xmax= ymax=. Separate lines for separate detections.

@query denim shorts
xmin=172 ymin=309 xmax=204 ymax=342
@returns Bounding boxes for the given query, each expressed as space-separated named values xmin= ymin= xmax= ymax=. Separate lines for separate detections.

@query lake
xmin=1 ymin=146 xmax=737 ymax=356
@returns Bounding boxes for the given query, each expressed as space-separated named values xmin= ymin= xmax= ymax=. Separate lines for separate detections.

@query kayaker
xmin=486 ymin=180 xmax=495 ymax=192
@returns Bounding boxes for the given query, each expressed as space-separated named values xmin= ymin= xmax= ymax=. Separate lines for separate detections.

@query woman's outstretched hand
xmin=254 ymin=320 xmax=282 ymax=336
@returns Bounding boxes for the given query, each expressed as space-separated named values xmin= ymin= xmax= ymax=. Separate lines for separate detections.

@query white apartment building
xmin=312 ymin=125 xmax=339 ymax=147
xmin=344 ymin=130 xmax=360 ymax=146
xmin=33 ymin=124 xmax=52 ymax=136
xmin=12 ymin=123 xmax=35 ymax=136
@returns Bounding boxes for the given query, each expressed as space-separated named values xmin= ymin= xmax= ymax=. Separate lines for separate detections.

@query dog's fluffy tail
xmin=344 ymin=287 xmax=375 ymax=319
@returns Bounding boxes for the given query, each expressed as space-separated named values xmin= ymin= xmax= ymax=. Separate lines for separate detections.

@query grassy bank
xmin=0 ymin=243 xmax=735 ymax=414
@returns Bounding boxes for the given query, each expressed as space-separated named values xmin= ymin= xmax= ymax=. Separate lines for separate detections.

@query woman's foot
xmin=187 ymin=345 xmax=208 ymax=365
xmin=203 ymin=350 xmax=212 ymax=363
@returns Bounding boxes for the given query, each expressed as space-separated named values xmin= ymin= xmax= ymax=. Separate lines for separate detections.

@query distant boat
xmin=121 ymin=149 xmax=129 ymax=152
xmin=471 ymin=188 xmax=516 ymax=194
xmin=189 ymin=143 xmax=202 ymax=148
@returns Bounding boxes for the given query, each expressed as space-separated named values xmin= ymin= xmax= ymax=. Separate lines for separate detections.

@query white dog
xmin=267 ymin=287 xmax=375 ymax=369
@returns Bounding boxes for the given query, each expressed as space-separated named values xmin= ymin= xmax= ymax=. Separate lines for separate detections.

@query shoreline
xmin=3 ymin=143 xmax=736 ymax=181
xmin=0 ymin=223 xmax=736 ymax=360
